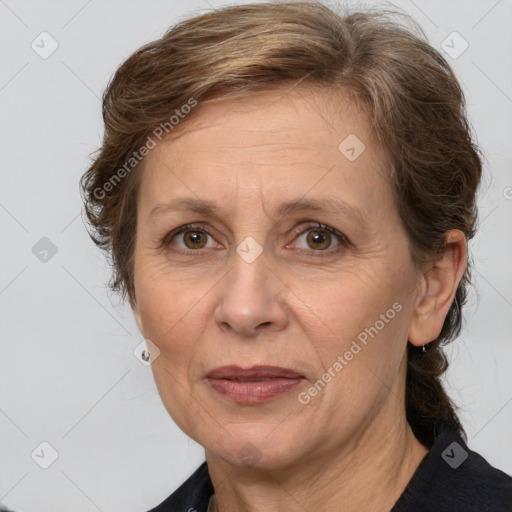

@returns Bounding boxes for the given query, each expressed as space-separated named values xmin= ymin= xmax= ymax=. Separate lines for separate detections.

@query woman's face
xmin=132 ymin=87 xmax=423 ymax=470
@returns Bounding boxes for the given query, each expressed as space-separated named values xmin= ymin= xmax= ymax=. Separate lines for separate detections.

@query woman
xmin=80 ymin=2 xmax=512 ymax=511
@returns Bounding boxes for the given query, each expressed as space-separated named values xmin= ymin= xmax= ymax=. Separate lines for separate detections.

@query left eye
xmin=292 ymin=225 xmax=344 ymax=251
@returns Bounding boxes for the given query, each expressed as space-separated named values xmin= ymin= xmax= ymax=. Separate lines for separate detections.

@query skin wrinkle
xmin=75 ymin=6 xmax=482 ymax=506
xmin=131 ymin=86 xmax=466 ymax=512
xmin=146 ymin=196 xmax=371 ymax=238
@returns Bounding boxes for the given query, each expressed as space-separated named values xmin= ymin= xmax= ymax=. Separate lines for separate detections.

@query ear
xmin=408 ymin=230 xmax=467 ymax=347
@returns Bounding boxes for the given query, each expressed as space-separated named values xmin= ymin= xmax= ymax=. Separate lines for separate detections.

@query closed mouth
xmin=205 ymin=365 xmax=305 ymax=381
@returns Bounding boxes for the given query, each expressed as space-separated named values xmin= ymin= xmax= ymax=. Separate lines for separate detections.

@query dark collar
xmin=147 ymin=422 xmax=512 ymax=512
xmin=391 ymin=421 xmax=512 ymax=511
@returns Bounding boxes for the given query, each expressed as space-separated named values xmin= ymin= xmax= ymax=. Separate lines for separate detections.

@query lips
xmin=205 ymin=365 xmax=306 ymax=403
xmin=206 ymin=365 xmax=304 ymax=381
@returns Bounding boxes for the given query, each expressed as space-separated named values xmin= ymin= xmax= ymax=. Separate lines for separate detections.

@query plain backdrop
xmin=1 ymin=0 xmax=511 ymax=510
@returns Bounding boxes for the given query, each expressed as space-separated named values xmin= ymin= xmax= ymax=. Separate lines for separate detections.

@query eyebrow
xmin=148 ymin=197 xmax=368 ymax=227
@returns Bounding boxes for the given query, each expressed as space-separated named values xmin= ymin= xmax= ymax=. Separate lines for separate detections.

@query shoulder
xmin=144 ymin=461 xmax=214 ymax=512
xmin=446 ymin=446 xmax=512 ymax=511
xmin=393 ymin=423 xmax=512 ymax=512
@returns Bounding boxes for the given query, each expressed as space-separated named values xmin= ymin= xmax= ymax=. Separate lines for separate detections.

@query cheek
xmin=136 ymin=274 xmax=213 ymax=433
xmin=134 ymin=261 xmax=211 ymax=362
xmin=294 ymin=266 xmax=410 ymax=394
xmin=295 ymin=267 xmax=400 ymax=344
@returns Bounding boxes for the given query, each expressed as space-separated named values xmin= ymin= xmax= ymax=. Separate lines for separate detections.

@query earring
xmin=141 ymin=349 xmax=151 ymax=362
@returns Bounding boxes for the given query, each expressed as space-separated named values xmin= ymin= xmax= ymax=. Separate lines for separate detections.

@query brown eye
xmin=291 ymin=223 xmax=346 ymax=253
xmin=183 ymin=230 xmax=208 ymax=249
xmin=305 ymin=229 xmax=332 ymax=250
xmin=165 ymin=224 xmax=218 ymax=251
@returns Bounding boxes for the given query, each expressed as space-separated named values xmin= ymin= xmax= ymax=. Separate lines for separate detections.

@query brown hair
xmin=80 ymin=1 xmax=482 ymax=445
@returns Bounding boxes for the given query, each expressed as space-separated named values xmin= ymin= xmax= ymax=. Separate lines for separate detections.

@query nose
xmin=214 ymin=251 xmax=289 ymax=337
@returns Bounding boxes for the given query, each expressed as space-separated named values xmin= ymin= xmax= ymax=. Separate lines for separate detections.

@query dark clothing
xmin=146 ymin=422 xmax=512 ymax=511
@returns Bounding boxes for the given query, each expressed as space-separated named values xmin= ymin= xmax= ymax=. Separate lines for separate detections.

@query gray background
xmin=1 ymin=0 xmax=511 ymax=510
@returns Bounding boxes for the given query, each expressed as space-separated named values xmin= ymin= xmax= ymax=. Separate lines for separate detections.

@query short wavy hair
xmin=80 ymin=1 xmax=482 ymax=445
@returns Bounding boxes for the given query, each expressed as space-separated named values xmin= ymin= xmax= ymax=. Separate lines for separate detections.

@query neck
xmin=206 ymin=402 xmax=428 ymax=512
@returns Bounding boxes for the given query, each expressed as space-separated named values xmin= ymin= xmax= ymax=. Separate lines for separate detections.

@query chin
xmin=206 ymin=424 xmax=306 ymax=471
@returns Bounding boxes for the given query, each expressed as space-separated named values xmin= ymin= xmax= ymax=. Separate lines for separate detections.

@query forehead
xmin=154 ymin=86 xmax=374 ymax=159
xmin=138 ymin=86 xmax=390 ymax=218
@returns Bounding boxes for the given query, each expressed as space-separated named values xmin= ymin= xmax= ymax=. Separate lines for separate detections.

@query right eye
xmin=163 ymin=223 xmax=220 ymax=252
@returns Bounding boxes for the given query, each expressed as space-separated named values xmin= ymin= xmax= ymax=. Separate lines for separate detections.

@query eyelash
xmin=161 ymin=222 xmax=349 ymax=255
